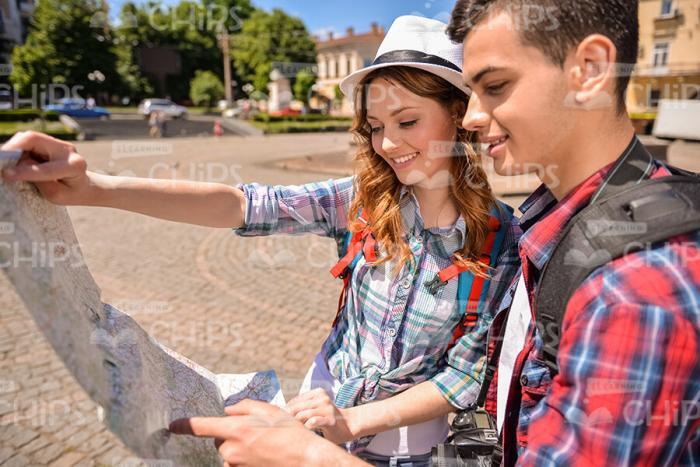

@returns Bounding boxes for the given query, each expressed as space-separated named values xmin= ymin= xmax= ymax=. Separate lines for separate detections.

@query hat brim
xmin=339 ymin=62 xmax=471 ymax=102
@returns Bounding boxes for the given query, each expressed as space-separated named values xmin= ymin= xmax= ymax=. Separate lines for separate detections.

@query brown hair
xmin=348 ymin=66 xmax=496 ymax=276
xmin=447 ymin=0 xmax=639 ymax=113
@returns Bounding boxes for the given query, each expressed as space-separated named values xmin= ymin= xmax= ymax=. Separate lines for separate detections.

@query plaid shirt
xmin=235 ymin=176 xmax=521 ymax=412
xmin=489 ymin=161 xmax=700 ymax=466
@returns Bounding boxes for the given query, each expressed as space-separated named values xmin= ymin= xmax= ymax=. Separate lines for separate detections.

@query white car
xmin=0 ymin=90 xmax=12 ymax=110
xmin=137 ymin=99 xmax=188 ymax=119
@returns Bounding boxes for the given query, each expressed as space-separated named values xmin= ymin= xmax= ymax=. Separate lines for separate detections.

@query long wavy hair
xmin=348 ymin=66 xmax=496 ymax=276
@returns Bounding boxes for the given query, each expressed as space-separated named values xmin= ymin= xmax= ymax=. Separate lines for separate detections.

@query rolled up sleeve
xmin=234 ymin=176 xmax=354 ymax=238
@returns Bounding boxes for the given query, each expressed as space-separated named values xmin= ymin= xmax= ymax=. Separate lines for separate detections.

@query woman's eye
xmin=370 ymin=126 xmax=382 ymax=134
xmin=399 ymin=120 xmax=418 ymax=128
xmin=485 ymin=82 xmax=508 ymax=95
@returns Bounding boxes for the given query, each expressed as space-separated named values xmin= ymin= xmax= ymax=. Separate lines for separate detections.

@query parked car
xmin=138 ymin=99 xmax=188 ymax=119
xmin=43 ymin=98 xmax=110 ymax=119
xmin=0 ymin=90 xmax=12 ymax=110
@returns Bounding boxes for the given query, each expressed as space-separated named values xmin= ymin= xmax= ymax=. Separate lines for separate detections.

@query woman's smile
xmin=389 ymin=151 xmax=420 ymax=170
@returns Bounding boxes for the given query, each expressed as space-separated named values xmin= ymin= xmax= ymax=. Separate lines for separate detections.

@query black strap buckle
xmin=425 ymin=274 xmax=447 ymax=295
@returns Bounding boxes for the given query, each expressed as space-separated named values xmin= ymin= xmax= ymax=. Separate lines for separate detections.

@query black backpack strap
xmin=535 ymin=139 xmax=700 ymax=373
xmin=589 ymin=137 xmax=655 ymax=203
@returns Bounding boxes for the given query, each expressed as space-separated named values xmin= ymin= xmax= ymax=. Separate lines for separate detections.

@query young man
xmin=169 ymin=1 xmax=699 ymax=465
xmin=448 ymin=0 xmax=699 ymax=465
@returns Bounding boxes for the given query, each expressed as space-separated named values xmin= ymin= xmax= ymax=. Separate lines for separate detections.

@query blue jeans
xmin=358 ymin=450 xmax=432 ymax=467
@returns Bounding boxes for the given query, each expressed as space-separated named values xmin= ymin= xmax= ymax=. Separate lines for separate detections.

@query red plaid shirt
xmin=486 ymin=160 xmax=700 ymax=466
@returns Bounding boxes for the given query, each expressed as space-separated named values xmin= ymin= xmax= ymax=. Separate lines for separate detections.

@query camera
xmin=431 ymin=407 xmax=501 ymax=467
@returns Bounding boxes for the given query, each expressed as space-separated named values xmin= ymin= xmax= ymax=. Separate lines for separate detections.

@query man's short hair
xmin=447 ymin=0 xmax=639 ymax=112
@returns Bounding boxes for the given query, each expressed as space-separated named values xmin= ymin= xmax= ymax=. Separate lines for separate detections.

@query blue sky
xmin=107 ymin=0 xmax=459 ymax=36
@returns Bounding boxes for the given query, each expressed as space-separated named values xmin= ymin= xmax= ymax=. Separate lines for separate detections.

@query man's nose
xmin=462 ymin=93 xmax=490 ymax=134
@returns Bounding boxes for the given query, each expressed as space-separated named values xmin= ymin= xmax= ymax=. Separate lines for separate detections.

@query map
xmin=0 ymin=150 xmax=285 ymax=465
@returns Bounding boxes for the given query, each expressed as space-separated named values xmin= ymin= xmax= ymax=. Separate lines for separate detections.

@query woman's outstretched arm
xmin=1 ymin=131 xmax=247 ymax=228
xmin=86 ymin=172 xmax=246 ymax=228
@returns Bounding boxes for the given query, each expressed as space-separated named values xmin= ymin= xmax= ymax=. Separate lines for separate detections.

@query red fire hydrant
xmin=213 ymin=119 xmax=223 ymax=137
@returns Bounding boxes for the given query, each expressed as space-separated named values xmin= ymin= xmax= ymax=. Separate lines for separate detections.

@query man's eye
xmin=399 ymin=120 xmax=418 ymax=128
xmin=485 ymin=82 xmax=508 ymax=95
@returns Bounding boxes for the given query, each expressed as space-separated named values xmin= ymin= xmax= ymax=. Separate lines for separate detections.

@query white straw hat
xmin=339 ymin=15 xmax=470 ymax=100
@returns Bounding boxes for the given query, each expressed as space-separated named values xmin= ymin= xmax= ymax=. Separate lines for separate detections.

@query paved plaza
xmin=1 ymin=132 xmax=699 ymax=466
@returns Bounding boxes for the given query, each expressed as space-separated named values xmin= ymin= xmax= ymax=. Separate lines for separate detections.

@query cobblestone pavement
xmin=1 ymin=133 xmax=353 ymax=466
xmin=1 ymin=132 xmax=698 ymax=466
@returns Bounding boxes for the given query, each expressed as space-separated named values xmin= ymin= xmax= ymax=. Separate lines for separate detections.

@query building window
xmin=335 ymin=61 xmax=339 ymax=79
xmin=648 ymin=89 xmax=661 ymax=108
xmin=347 ymin=59 xmax=352 ymax=75
xmin=652 ymin=42 xmax=669 ymax=68
xmin=660 ymin=0 xmax=673 ymax=16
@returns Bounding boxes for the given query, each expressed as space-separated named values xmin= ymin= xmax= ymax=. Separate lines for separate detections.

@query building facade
xmin=314 ymin=23 xmax=385 ymax=115
xmin=628 ymin=0 xmax=700 ymax=112
xmin=0 ymin=0 xmax=35 ymax=65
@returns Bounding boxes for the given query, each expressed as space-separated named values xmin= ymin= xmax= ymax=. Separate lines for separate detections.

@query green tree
xmin=113 ymin=0 xmax=254 ymax=101
xmin=112 ymin=2 xmax=154 ymax=101
xmin=293 ymin=69 xmax=316 ymax=111
xmin=10 ymin=0 xmax=121 ymax=101
xmin=190 ymin=70 xmax=224 ymax=107
xmin=232 ymin=9 xmax=316 ymax=93
xmin=334 ymin=84 xmax=344 ymax=104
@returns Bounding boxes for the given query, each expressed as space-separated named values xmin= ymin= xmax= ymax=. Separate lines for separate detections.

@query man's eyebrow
xmin=469 ymin=66 xmax=506 ymax=85
xmin=367 ymin=106 xmax=417 ymax=120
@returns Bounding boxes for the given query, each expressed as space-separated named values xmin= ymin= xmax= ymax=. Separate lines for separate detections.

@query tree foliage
xmin=113 ymin=0 xmax=253 ymax=101
xmin=9 ymin=0 xmax=317 ymax=104
xmin=10 ymin=0 xmax=121 ymax=100
xmin=190 ymin=70 xmax=224 ymax=107
xmin=293 ymin=69 xmax=316 ymax=106
xmin=232 ymin=9 xmax=316 ymax=93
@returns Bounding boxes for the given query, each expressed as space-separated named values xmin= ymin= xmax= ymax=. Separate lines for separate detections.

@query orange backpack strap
xmin=329 ymin=210 xmax=375 ymax=326
xmin=423 ymin=213 xmax=507 ymax=350
xmin=450 ymin=214 xmax=506 ymax=348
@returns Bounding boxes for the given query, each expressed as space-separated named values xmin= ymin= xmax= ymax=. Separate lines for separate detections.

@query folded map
xmin=0 ymin=150 xmax=284 ymax=465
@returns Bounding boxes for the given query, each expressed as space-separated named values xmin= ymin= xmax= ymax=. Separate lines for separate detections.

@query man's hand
xmin=285 ymin=388 xmax=355 ymax=444
xmin=0 ymin=131 xmax=93 ymax=205
xmin=169 ymin=399 xmax=366 ymax=467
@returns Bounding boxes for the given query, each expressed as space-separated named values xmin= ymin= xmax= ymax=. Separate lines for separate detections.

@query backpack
xmin=535 ymin=138 xmax=700 ymax=373
xmin=329 ymin=204 xmax=511 ymax=350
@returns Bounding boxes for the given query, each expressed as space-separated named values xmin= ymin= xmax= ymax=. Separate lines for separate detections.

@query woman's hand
xmin=285 ymin=388 xmax=356 ymax=445
xmin=1 ymin=131 xmax=94 ymax=206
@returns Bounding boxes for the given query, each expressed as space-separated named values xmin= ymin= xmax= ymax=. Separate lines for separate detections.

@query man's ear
xmin=568 ymin=34 xmax=618 ymax=108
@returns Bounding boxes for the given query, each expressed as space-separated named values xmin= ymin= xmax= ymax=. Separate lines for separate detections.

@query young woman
xmin=1 ymin=16 xmax=520 ymax=467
